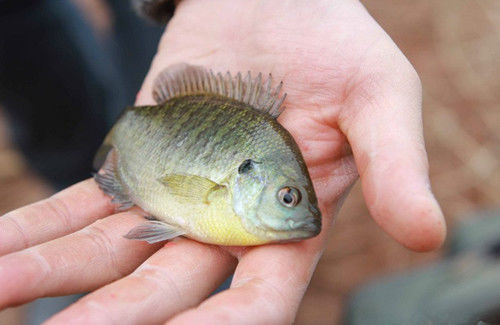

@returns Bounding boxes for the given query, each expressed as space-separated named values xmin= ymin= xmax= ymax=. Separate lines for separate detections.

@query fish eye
xmin=238 ymin=159 xmax=254 ymax=174
xmin=277 ymin=187 xmax=301 ymax=208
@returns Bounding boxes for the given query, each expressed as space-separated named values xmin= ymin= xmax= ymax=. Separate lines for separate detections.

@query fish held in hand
xmin=93 ymin=63 xmax=321 ymax=246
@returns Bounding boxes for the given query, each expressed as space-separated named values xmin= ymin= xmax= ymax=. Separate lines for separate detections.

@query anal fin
xmin=124 ymin=221 xmax=185 ymax=244
xmin=94 ymin=147 xmax=134 ymax=210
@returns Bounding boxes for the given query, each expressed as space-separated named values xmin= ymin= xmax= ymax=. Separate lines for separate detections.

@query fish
xmin=93 ymin=63 xmax=321 ymax=246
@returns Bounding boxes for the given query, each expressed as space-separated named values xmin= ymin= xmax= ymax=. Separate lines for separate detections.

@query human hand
xmin=0 ymin=0 xmax=446 ymax=323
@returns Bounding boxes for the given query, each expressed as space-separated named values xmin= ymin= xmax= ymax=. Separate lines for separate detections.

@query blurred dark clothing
xmin=106 ymin=0 xmax=165 ymax=105
xmin=0 ymin=1 xmax=164 ymax=323
xmin=0 ymin=0 xmax=163 ymax=189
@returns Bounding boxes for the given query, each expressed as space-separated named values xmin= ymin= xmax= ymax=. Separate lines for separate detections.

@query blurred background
xmin=0 ymin=0 xmax=498 ymax=324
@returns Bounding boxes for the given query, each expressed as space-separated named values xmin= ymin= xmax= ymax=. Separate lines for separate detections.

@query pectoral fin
xmin=93 ymin=147 xmax=134 ymax=210
xmin=159 ymin=174 xmax=225 ymax=204
xmin=124 ymin=221 xmax=185 ymax=244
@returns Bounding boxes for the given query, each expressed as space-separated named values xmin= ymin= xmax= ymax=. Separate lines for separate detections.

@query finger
xmin=45 ymin=239 xmax=236 ymax=325
xmin=339 ymin=59 xmax=446 ymax=251
xmin=0 ymin=212 xmax=160 ymax=309
xmin=0 ymin=179 xmax=114 ymax=256
xmin=168 ymin=238 xmax=324 ymax=325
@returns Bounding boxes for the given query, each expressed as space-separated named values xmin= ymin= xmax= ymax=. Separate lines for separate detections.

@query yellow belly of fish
xmin=138 ymin=188 xmax=267 ymax=246
xmin=191 ymin=199 xmax=268 ymax=245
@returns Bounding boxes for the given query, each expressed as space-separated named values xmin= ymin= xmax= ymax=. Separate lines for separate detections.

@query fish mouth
xmin=246 ymin=211 xmax=322 ymax=242
xmin=287 ymin=216 xmax=321 ymax=237
xmin=302 ymin=217 xmax=321 ymax=236
xmin=272 ymin=218 xmax=321 ymax=243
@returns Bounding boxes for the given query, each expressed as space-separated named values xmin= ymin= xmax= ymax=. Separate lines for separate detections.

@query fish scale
xmin=117 ymin=95 xmax=289 ymax=180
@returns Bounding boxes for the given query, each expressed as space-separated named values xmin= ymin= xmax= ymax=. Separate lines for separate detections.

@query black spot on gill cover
xmin=238 ymin=159 xmax=254 ymax=174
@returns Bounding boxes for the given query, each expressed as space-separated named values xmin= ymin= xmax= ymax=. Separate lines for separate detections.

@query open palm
xmin=0 ymin=1 xmax=445 ymax=323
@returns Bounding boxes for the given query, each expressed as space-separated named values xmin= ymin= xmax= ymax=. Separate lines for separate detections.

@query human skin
xmin=0 ymin=0 xmax=446 ymax=324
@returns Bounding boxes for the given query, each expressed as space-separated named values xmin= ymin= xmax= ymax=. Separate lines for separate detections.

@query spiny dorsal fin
xmin=152 ymin=63 xmax=287 ymax=118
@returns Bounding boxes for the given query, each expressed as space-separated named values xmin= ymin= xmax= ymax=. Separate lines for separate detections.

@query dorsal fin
xmin=152 ymin=63 xmax=287 ymax=118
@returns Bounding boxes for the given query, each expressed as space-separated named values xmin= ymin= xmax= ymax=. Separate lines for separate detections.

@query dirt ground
xmin=0 ymin=1 xmax=498 ymax=324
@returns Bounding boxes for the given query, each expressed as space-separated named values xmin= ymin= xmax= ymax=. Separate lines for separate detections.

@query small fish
xmin=93 ymin=63 xmax=321 ymax=246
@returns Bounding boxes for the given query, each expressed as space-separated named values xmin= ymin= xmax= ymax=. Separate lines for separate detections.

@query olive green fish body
xmin=94 ymin=64 xmax=321 ymax=245
xmin=116 ymin=95 xmax=298 ymax=185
